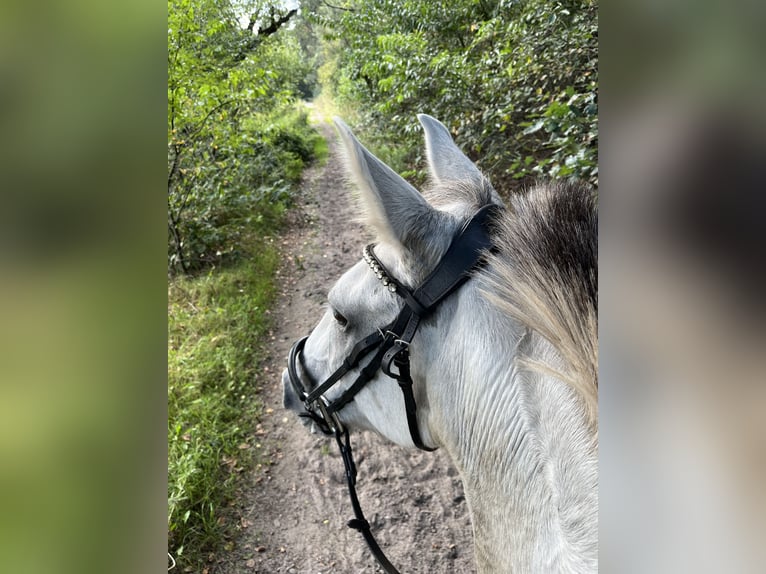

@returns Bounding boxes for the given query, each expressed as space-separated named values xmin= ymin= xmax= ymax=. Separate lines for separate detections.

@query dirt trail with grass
xmin=214 ymin=122 xmax=475 ymax=574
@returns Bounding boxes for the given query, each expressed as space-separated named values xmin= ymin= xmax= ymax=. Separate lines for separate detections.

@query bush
xmin=313 ymin=0 xmax=597 ymax=191
xmin=168 ymin=0 xmax=321 ymax=275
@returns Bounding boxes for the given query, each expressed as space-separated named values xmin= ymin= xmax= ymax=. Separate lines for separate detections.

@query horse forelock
xmin=477 ymin=181 xmax=599 ymax=425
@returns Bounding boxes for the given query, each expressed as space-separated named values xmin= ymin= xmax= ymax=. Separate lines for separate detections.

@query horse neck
xmin=423 ymin=294 xmax=598 ymax=573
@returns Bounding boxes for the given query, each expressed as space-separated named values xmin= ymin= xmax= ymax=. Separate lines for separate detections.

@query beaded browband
xmin=362 ymin=244 xmax=399 ymax=293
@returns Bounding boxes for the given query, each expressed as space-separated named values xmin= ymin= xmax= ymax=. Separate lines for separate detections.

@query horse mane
xmin=478 ymin=181 xmax=599 ymax=426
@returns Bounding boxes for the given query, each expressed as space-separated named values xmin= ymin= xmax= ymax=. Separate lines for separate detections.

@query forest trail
xmin=214 ymin=122 xmax=475 ymax=574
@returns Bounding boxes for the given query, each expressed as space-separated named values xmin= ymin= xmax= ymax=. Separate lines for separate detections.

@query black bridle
xmin=286 ymin=204 xmax=499 ymax=573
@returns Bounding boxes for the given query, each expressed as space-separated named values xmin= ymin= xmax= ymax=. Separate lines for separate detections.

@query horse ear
xmin=334 ymin=117 xmax=439 ymax=251
xmin=417 ymin=114 xmax=495 ymax=189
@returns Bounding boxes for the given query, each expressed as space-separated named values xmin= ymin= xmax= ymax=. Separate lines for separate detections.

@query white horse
xmin=283 ymin=114 xmax=598 ymax=573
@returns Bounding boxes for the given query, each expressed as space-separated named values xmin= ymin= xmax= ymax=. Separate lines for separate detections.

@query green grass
xmin=312 ymin=129 xmax=329 ymax=165
xmin=167 ymin=106 xmax=326 ymax=568
xmin=167 ymin=218 xmax=281 ymax=569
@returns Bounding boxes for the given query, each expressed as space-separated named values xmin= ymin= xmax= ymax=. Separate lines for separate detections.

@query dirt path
xmin=216 ymin=123 xmax=475 ymax=574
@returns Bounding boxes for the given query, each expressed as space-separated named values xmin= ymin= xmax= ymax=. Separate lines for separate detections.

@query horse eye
xmin=332 ymin=309 xmax=348 ymax=327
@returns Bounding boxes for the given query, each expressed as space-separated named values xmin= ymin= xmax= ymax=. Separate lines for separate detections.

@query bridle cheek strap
xmin=371 ymin=203 xmax=500 ymax=449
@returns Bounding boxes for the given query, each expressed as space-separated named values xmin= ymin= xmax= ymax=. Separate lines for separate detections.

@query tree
xmin=168 ymin=0 xmax=313 ymax=274
xmin=313 ymin=0 xmax=597 ymax=190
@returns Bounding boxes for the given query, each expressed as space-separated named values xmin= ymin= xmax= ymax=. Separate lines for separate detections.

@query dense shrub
xmin=313 ymin=0 xmax=597 ymax=190
xmin=168 ymin=0 xmax=319 ymax=275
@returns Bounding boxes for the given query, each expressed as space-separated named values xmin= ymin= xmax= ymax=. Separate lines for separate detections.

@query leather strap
xmin=391 ymin=347 xmax=435 ymax=452
xmin=304 ymin=330 xmax=384 ymax=404
xmin=327 ymin=338 xmax=393 ymax=414
xmin=411 ymin=203 xmax=498 ymax=311
xmin=335 ymin=427 xmax=402 ymax=574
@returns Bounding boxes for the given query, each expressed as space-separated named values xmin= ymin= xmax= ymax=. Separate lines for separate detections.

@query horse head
xmin=282 ymin=114 xmax=503 ymax=449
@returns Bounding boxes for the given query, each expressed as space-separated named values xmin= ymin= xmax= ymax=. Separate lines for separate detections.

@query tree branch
xmin=258 ymin=8 xmax=298 ymax=37
xmin=236 ymin=8 xmax=298 ymax=62
xmin=187 ymin=99 xmax=236 ymax=140
xmin=167 ymin=146 xmax=188 ymax=274
xmin=168 ymin=209 xmax=188 ymax=274
xmin=322 ymin=0 xmax=355 ymax=11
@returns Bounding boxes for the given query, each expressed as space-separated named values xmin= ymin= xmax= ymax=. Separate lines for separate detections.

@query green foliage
xmin=167 ymin=0 xmax=320 ymax=567
xmin=168 ymin=232 xmax=279 ymax=570
xmin=313 ymin=0 xmax=597 ymax=189
xmin=168 ymin=0 xmax=320 ymax=274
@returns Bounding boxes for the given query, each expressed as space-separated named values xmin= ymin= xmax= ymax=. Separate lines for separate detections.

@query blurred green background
xmin=1 ymin=1 xmax=164 ymax=574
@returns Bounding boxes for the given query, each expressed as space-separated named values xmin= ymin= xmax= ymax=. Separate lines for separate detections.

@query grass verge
xmin=167 ymin=207 xmax=281 ymax=570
